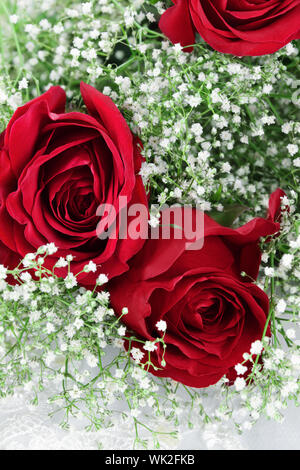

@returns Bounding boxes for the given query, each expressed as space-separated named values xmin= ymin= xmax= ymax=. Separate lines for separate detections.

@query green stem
xmin=1 ymin=1 xmax=24 ymax=68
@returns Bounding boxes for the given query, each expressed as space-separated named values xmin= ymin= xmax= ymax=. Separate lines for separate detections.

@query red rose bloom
xmin=159 ymin=0 xmax=300 ymax=56
xmin=0 ymin=83 xmax=147 ymax=287
xmin=109 ymin=191 xmax=283 ymax=388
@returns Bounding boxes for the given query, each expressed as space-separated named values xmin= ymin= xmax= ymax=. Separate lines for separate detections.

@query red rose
xmin=0 ymin=83 xmax=147 ymax=286
xmin=109 ymin=191 xmax=283 ymax=388
xmin=159 ymin=0 xmax=300 ymax=56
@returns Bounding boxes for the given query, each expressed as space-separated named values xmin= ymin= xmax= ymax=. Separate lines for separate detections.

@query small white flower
xmin=281 ymin=381 xmax=298 ymax=397
xmin=250 ymin=395 xmax=262 ymax=410
xmin=294 ymin=157 xmax=300 ymax=167
xmin=18 ymin=78 xmax=28 ymax=90
xmin=149 ymin=213 xmax=160 ymax=228
xmin=0 ymin=280 xmax=7 ymax=291
xmin=242 ymin=352 xmax=251 ymax=361
xmin=29 ymin=310 xmax=41 ymax=323
xmin=274 ymin=348 xmax=285 ymax=361
xmin=39 ymin=19 xmax=51 ymax=30
xmin=250 ymin=340 xmax=263 ymax=355
xmin=81 ymin=2 xmax=92 ymax=15
xmin=117 ymin=325 xmax=126 ymax=337
xmin=131 ymin=347 xmax=144 ymax=363
xmin=55 ymin=257 xmax=68 ymax=268
xmin=290 ymin=235 xmax=300 ymax=249
xmin=264 ymin=267 xmax=275 ymax=277
xmin=221 ymin=162 xmax=231 ymax=173
xmin=280 ymin=254 xmax=294 ymax=270
xmin=262 ymin=84 xmax=273 ymax=94
xmin=189 ymin=95 xmax=202 ymax=107
xmin=74 ymin=318 xmax=84 ymax=330
xmin=156 ymin=320 xmax=167 ymax=332
xmin=263 ymin=358 xmax=274 ymax=370
xmin=234 ymin=377 xmax=246 ymax=392
xmin=282 ymin=122 xmax=293 ymax=134
xmin=140 ymin=377 xmax=151 ymax=389
xmin=9 ymin=14 xmax=18 ymax=24
xmin=113 ymin=338 xmax=124 ymax=348
xmin=53 ymin=24 xmax=64 ymax=35
xmin=65 ymin=325 xmax=76 ymax=338
xmin=0 ymin=265 xmax=7 ymax=280
xmin=46 ymin=323 xmax=55 ymax=334
xmin=173 ymin=43 xmax=182 ymax=53
xmin=191 ymin=123 xmax=203 ymax=137
xmin=20 ymin=272 xmax=32 ymax=283
xmin=70 ymin=47 xmax=80 ymax=58
xmin=96 ymin=274 xmax=108 ymax=286
xmin=287 ymin=144 xmax=299 ymax=156
xmin=85 ymin=353 xmax=98 ymax=368
xmin=146 ymin=12 xmax=155 ymax=22
xmin=84 ymin=261 xmax=97 ymax=273
xmin=143 ymin=341 xmax=157 ymax=352
xmin=64 ymin=273 xmax=77 ymax=289
xmin=234 ymin=363 xmax=248 ymax=376
xmin=290 ymin=353 xmax=300 ymax=368
xmin=276 ymin=299 xmax=287 ymax=314
xmin=45 ymin=243 xmax=58 ymax=255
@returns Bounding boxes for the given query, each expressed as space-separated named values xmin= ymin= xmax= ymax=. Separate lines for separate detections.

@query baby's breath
xmin=0 ymin=0 xmax=299 ymax=450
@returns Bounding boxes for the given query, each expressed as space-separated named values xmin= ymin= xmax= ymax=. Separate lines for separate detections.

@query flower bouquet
xmin=0 ymin=0 xmax=299 ymax=451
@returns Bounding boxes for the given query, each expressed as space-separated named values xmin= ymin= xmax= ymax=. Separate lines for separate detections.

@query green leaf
xmin=208 ymin=204 xmax=248 ymax=227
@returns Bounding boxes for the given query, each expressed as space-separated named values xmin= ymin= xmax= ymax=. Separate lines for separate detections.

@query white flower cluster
xmin=0 ymin=0 xmax=299 ymax=450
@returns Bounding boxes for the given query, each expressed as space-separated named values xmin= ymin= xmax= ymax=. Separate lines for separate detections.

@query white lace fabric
xmin=0 ymin=390 xmax=299 ymax=450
